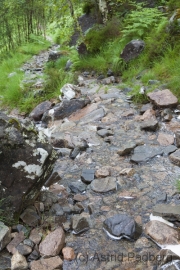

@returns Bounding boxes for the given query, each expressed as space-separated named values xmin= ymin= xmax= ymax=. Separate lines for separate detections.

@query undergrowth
xmin=0 ymin=36 xmax=51 ymax=112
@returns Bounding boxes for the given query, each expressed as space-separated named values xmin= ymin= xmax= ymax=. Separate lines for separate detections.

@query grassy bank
xmin=0 ymin=35 xmax=51 ymax=113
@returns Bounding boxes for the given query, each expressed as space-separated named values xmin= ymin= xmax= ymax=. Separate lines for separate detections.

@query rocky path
xmin=1 ymin=49 xmax=180 ymax=270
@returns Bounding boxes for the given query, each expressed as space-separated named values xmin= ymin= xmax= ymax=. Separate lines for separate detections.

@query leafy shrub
xmin=84 ymin=17 xmax=121 ymax=53
xmin=121 ymin=6 xmax=166 ymax=42
xmin=82 ymin=1 xmax=95 ymax=14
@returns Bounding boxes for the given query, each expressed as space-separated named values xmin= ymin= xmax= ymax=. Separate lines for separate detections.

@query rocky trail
xmin=1 ymin=47 xmax=180 ymax=270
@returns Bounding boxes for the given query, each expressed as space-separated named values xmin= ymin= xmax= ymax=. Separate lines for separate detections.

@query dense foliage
xmin=0 ymin=0 xmax=46 ymax=53
xmin=0 ymin=0 xmax=180 ymax=112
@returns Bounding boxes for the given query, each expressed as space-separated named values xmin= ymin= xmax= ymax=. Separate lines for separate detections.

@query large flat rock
xmin=153 ymin=204 xmax=180 ymax=222
xmin=131 ymin=145 xmax=163 ymax=163
xmin=90 ymin=177 xmax=116 ymax=193
xmin=147 ymin=89 xmax=178 ymax=108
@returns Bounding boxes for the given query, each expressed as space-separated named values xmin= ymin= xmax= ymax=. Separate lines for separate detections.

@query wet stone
xmin=90 ymin=177 xmax=117 ymax=193
xmin=81 ymin=168 xmax=95 ymax=184
xmin=103 ymin=213 xmax=141 ymax=240
xmin=72 ymin=215 xmax=90 ymax=234
xmin=68 ymin=181 xmax=87 ymax=193
xmin=131 ymin=145 xmax=163 ymax=163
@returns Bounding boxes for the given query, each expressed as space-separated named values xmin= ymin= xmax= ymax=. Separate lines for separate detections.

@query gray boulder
xmin=121 ymin=40 xmax=145 ymax=62
xmin=29 ymin=101 xmax=52 ymax=121
xmin=103 ymin=214 xmax=141 ymax=240
xmin=0 ymin=112 xmax=57 ymax=217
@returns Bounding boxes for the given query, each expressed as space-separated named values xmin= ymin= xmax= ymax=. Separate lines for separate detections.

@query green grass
xmin=0 ymin=37 xmax=51 ymax=112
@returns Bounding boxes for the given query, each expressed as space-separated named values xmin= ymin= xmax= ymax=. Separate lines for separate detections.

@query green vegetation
xmin=0 ymin=0 xmax=180 ymax=112
xmin=0 ymin=36 xmax=51 ymax=112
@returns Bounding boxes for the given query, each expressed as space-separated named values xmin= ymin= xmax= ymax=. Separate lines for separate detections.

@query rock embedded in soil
xmin=79 ymin=108 xmax=105 ymax=125
xmin=0 ymin=222 xmax=11 ymax=252
xmin=68 ymin=181 xmax=87 ymax=193
xmin=30 ymin=256 xmax=63 ymax=270
xmin=20 ymin=207 xmax=40 ymax=227
xmin=72 ymin=214 xmax=90 ymax=234
xmin=81 ymin=168 xmax=95 ymax=184
xmin=16 ymin=243 xmax=32 ymax=256
xmin=163 ymin=145 xmax=177 ymax=155
xmin=90 ymin=177 xmax=117 ymax=193
xmin=147 ymin=89 xmax=178 ymax=108
xmin=131 ymin=145 xmax=163 ymax=163
xmin=175 ymin=131 xmax=180 ymax=147
xmin=95 ymin=166 xmax=111 ymax=178
xmin=97 ymin=128 xmax=113 ymax=138
xmin=145 ymin=220 xmax=180 ymax=245
xmin=39 ymin=227 xmax=65 ymax=256
xmin=62 ymin=247 xmax=76 ymax=261
xmin=157 ymin=133 xmax=174 ymax=146
xmin=161 ymin=108 xmax=173 ymax=122
xmin=53 ymin=98 xmax=91 ymax=120
xmin=11 ymin=251 xmax=28 ymax=270
xmin=153 ymin=204 xmax=180 ymax=222
xmin=140 ymin=119 xmax=159 ymax=131
xmin=169 ymin=149 xmax=180 ymax=166
xmin=117 ymin=141 xmax=137 ymax=156
xmin=29 ymin=101 xmax=52 ymax=121
xmin=27 ymin=249 xmax=40 ymax=262
xmin=140 ymin=103 xmax=153 ymax=114
xmin=103 ymin=213 xmax=141 ymax=240
xmin=7 ymin=231 xmax=26 ymax=254
xmin=60 ymin=83 xmax=80 ymax=100
xmin=29 ymin=229 xmax=41 ymax=245
xmin=120 ymin=40 xmax=145 ymax=62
